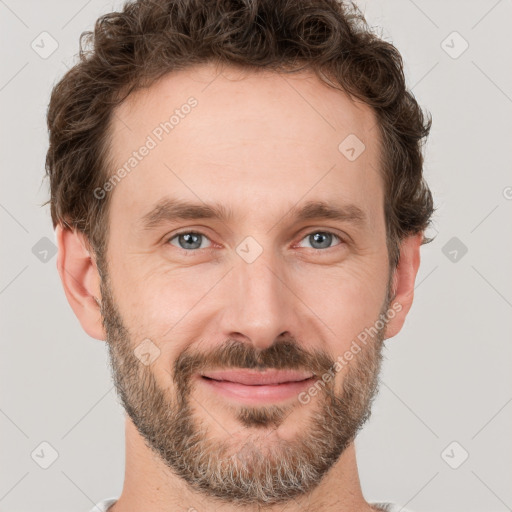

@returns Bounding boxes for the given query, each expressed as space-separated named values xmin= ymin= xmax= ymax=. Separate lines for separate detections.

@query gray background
xmin=1 ymin=0 xmax=511 ymax=511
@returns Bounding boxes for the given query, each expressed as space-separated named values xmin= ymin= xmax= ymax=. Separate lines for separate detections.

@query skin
xmin=56 ymin=62 xmax=422 ymax=512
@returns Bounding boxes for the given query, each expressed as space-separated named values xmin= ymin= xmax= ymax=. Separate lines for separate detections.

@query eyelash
xmin=166 ymin=229 xmax=345 ymax=253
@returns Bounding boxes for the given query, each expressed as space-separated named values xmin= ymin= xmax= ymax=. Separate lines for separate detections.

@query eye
xmin=167 ymin=231 xmax=212 ymax=251
xmin=297 ymin=231 xmax=343 ymax=250
xmin=166 ymin=229 xmax=344 ymax=253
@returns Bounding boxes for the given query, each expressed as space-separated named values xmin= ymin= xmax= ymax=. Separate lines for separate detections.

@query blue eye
xmin=168 ymin=231 xmax=212 ymax=251
xmin=167 ymin=230 xmax=343 ymax=253
xmin=298 ymin=231 xmax=342 ymax=250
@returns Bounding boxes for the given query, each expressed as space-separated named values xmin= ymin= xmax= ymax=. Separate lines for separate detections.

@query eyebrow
xmin=140 ymin=198 xmax=233 ymax=230
xmin=139 ymin=197 xmax=367 ymax=231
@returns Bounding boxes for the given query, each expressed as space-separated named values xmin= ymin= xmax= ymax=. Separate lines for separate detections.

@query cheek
xmin=108 ymin=250 xmax=212 ymax=324
xmin=293 ymin=261 xmax=389 ymax=341
xmin=107 ymin=260 xmax=225 ymax=375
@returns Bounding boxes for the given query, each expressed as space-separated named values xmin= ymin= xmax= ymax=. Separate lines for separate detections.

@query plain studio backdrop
xmin=1 ymin=1 xmax=511 ymax=511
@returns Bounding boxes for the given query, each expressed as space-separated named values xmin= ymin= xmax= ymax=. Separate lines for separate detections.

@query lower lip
xmin=198 ymin=376 xmax=316 ymax=404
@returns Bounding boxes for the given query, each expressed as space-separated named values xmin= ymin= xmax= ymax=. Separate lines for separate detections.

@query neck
xmin=111 ymin=416 xmax=376 ymax=512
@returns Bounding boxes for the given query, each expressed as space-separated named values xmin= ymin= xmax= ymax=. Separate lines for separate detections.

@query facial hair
xmin=100 ymin=269 xmax=391 ymax=507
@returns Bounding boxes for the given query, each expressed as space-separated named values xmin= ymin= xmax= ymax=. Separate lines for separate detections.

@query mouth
xmin=197 ymin=369 xmax=316 ymax=404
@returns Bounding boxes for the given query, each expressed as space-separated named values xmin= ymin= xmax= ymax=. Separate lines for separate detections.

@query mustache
xmin=172 ymin=338 xmax=335 ymax=386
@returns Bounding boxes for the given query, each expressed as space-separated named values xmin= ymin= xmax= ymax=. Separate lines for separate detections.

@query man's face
xmin=101 ymin=64 xmax=393 ymax=505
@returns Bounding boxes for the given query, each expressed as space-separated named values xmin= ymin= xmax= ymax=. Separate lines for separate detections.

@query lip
xmin=200 ymin=369 xmax=314 ymax=385
xmin=197 ymin=369 xmax=316 ymax=404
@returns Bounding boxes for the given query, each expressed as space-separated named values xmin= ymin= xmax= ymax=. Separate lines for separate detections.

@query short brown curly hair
xmin=45 ymin=0 xmax=434 ymax=269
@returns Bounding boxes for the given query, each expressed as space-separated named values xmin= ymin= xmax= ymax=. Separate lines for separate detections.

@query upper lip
xmin=200 ymin=369 xmax=315 ymax=386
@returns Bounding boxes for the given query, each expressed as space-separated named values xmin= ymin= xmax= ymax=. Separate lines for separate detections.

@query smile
xmin=197 ymin=369 xmax=317 ymax=404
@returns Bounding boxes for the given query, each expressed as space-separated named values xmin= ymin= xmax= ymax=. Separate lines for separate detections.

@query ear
xmin=55 ymin=224 xmax=106 ymax=341
xmin=385 ymin=232 xmax=423 ymax=340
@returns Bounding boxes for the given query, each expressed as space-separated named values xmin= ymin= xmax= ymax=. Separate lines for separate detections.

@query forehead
xmin=107 ymin=63 xmax=383 ymax=230
xmin=112 ymin=63 xmax=379 ymax=148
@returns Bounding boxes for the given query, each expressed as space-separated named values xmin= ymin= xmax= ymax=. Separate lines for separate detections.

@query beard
xmin=99 ymin=267 xmax=392 ymax=507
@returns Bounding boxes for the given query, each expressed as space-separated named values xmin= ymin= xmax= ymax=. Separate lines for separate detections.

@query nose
xmin=217 ymin=248 xmax=300 ymax=351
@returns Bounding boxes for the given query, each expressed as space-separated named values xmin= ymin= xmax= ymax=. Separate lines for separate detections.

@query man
xmin=46 ymin=0 xmax=434 ymax=510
